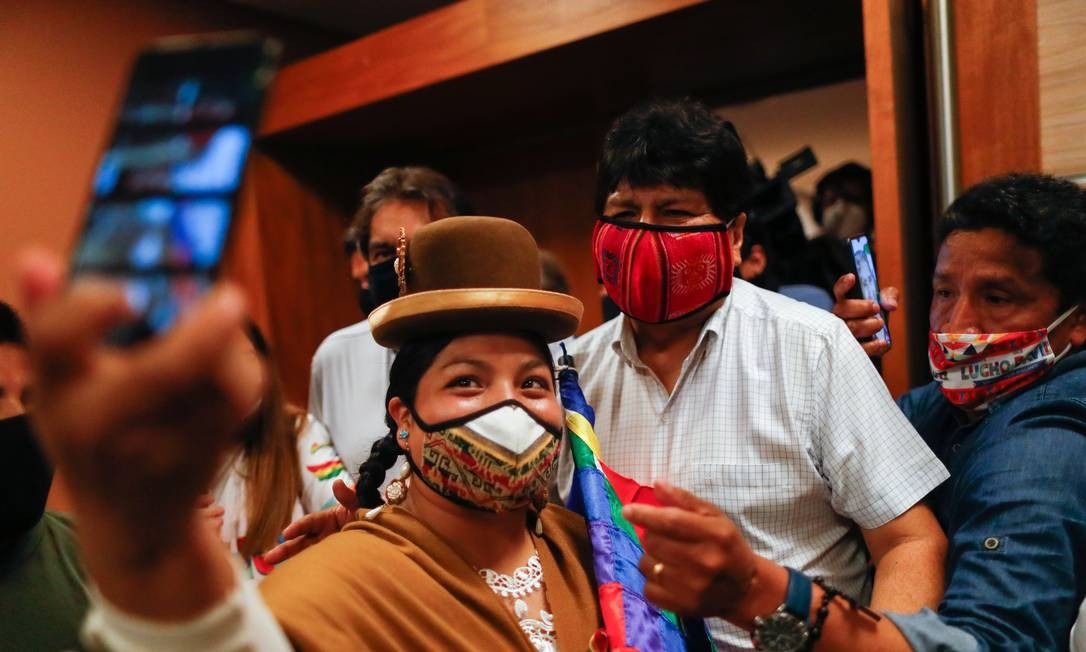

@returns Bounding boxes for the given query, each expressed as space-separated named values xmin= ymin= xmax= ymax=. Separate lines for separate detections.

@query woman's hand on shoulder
xmin=264 ymin=478 xmax=358 ymax=565
xmin=195 ymin=493 xmax=226 ymax=540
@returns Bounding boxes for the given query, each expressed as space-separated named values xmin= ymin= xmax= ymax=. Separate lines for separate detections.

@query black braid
xmin=356 ymin=432 xmax=404 ymax=508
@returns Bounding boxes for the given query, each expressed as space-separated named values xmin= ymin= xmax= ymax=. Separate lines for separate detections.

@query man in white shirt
xmin=561 ymin=99 xmax=949 ymax=650
xmin=309 ymin=166 xmax=470 ymax=479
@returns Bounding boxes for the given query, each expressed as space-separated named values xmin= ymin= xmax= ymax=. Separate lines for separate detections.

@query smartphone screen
xmin=72 ymin=33 xmax=279 ymax=344
xmin=848 ymin=235 xmax=891 ymax=345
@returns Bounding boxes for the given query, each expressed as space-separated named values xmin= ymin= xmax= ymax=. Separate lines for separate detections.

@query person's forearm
xmin=725 ymin=558 xmax=914 ymax=651
xmin=77 ymin=505 xmax=236 ymax=621
xmin=806 ymin=588 xmax=914 ymax=652
xmin=870 ymin=537 xmax=945 ymax=612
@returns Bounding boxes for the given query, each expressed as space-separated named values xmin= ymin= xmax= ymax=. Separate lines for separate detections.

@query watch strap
xmin=783 ymin=567 xmax=812 ymax=626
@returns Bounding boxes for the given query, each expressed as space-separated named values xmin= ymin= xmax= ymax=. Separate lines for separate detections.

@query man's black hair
xmin=738 ymin=217 xmax=781 ymax=292
xmin=939 ymin=173 xmax=1086 ymax=306
xmin=741 ymin=216 xmax=770 ymax=259
xmin=0 ymin=302 xmax=26 ymax=347
xmin=595 ymin=98 xmax=752 ymax=220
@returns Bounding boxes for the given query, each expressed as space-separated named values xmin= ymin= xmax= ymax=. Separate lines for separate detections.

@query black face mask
xmin=601 ymin=294 xmax=622 ymax=322
xmin=366 ymin=259 xmax=400 ymax=312
xmin=357 ymin=287 xmax=377 ymax=316
xmin=0 ymin=414 xmax=53 ymax=541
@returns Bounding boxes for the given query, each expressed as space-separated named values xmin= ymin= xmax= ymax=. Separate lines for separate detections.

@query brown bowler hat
xmin=368 ymin=216 xmax=583 ymax=348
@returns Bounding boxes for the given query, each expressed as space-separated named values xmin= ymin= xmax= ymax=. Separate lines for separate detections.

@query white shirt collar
xmin=609 ymin=292 xmax=734 ymax=369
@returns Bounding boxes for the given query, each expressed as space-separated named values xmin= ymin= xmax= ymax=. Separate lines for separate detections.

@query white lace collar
xmin=478 ymin=554 xmax=557 ymax=652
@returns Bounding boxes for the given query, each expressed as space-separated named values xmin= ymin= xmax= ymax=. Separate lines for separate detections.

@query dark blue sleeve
xmin=896 ymin=385 xmax=925 ymax=418
xmin=897 ymin=383 xmax=950 ymax=455
xmin=938 ymin=398 xmax=1086 ymax=651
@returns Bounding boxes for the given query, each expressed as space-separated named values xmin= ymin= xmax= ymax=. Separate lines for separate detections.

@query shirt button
xmin=951 ymin=443 xmax=961 ymax=453
xmin=983 ymin=537 xmax=1001 ymax=550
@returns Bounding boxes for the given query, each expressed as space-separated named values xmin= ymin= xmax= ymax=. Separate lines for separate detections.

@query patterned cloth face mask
xmin=928 ymin=305 xmax=1079 ymax=411
xmin=407 ymin=400 xmax=563 ymax=513
xmin=592 ymin=216 xmax=736 ymax=324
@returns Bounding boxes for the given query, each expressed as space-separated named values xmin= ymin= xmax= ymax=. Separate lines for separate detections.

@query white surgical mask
xmin=821 ymin=199 xmax=868 ymax=239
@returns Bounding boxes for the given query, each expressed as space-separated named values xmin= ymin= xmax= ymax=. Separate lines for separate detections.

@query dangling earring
xmin=531 ymin=486 xmax=549 ymax=536
xmin=531 ymin=485 xmax=550 ymax=513
xmin=383 ymin=462 xmax=411 ymax=505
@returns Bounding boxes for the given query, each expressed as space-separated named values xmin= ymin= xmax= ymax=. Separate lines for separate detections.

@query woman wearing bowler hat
xmin=262 ymin=217 xmax=599 ymax=651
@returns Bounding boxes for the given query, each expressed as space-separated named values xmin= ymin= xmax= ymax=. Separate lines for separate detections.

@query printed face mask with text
xmin=929 ymin=305 xmax=1079 ymax=411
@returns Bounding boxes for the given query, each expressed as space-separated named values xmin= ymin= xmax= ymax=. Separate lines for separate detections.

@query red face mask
xmin=592 ymin=217 xmax=736 ymax=323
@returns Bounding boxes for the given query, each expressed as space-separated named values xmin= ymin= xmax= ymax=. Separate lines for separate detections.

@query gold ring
xmin=652 ymin=562 xmax=664 ymax=578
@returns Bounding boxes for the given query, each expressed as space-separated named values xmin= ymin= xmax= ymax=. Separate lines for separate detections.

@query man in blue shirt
xmin=832 ymin=172 xmax=1086 ymax=649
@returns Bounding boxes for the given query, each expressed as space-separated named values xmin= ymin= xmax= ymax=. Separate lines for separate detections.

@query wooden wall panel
xmin=863 ymin=0 xmax=934 ymax=396
xmin=260 ymin=0 xmax=704 ymax=137
xmin=444 ymin=129 xmax=606 ymax=334
xmin=1038 ymin=0 xmax=1086 ymax=178
xmin=220 ymin=178 xmax=272 ymax=337
xmin=244 ymin=153 xmax=360 ymax=406
xmin=259 ymin=1 xmax=863 ymax=151
xmin=952 ymin=0 xmax=1042 ymax=186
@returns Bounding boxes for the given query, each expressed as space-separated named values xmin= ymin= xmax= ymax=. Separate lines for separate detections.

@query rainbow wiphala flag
xmin=558 ymin=354 xmax=713 ymax=652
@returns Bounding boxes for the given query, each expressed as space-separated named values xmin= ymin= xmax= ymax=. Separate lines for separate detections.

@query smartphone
xmin=71 ymin=33 xmax=280 ymax=344
xmin=847 ymin=235 xmax=891 ymax=346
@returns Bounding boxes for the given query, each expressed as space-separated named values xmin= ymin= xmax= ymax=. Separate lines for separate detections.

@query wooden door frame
xmin=863 ymin=0 xmax=935 ymax=397
xmin=862 ymin=0 xmax=1041 ymax=398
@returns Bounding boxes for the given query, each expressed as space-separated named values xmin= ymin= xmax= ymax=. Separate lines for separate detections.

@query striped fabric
xmin=306 ymin=458 xmax=346 ymax=481
xmin=558 ymin=351 xmax=712 ymax=652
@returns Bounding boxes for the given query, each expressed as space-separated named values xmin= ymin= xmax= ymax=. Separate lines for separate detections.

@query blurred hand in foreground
xmin=19 ymin=250 xmax=253 ymax=558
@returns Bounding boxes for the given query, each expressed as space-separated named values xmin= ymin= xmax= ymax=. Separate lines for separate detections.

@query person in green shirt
xmin=0 ymin=301 xmax=88 ymax=651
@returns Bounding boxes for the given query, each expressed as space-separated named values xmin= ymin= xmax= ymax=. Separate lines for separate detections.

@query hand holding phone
xmin=71 ymin=33 xmax=279 ymax=344
xmin=846 ymin=235 xmax=891 ymax=346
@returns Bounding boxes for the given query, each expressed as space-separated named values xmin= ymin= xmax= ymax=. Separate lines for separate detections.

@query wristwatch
xmin=751 ymin=567 xmax=812 ymax=652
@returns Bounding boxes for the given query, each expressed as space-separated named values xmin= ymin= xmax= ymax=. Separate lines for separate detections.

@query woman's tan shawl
xmin=260 ymin=505 xmax=601 ymax=651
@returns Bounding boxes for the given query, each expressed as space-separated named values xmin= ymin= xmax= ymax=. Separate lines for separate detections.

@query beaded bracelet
xmin=806 ymin=579 xmax=836 ymax=649
xmin=806 ymin=577 xmax=883 ymax=650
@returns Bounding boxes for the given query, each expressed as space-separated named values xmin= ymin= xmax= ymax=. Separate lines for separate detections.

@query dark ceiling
xmin=263 ymin=0 xmax=866 ymax=152
xmin=224 ymin=0 xmax=455 ymax=38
